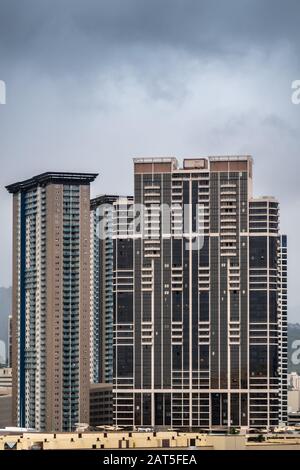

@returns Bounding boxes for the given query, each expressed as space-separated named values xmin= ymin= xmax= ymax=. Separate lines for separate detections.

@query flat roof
xmin=250 ymin=196 xmax=278 ymax=203
xmin=209 ymin=155 xmax=253 ymax=162
xmin=133 ymin=157 xmax=178 ymax=164
xmin=90 ymin=194 xmax=133 ymax=210
xmin=133 ymin=156 xmax=253 ymax=172
xmin=6 ymin=172 xmax=99 ymax=194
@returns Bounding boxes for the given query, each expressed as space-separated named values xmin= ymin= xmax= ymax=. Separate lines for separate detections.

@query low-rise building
xmin=90 ymin=384 xmax=113 ymax=427
xmin=288 ymin=390 xmax=300 ymax=413
xmin=0 ymin=368 xmax=12 ymax=393
xmin=289 ymin=372 xmax=300 ymax=390
xmin=1 ymin=431 xmax=300 ymax=451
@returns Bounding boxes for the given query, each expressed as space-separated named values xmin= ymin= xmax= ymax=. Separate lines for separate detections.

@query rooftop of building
xmin=90 ymin=383 xmax=113 ymax=391
xmin=90 ymin=195 xmax=133 ymax=210
xmin=6 ymin=172 xmax=99 ymax=194
xmin=250 ymin=196 xmax=279 ymax=203
xmin=134 ymin=156 xmax=253 ymax=172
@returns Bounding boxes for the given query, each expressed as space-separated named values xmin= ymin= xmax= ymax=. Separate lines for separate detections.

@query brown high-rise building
xmin=6 ymin=172 xmax=98 ymax=432
xmin=113 ymin=156 xmax=287 ymax=430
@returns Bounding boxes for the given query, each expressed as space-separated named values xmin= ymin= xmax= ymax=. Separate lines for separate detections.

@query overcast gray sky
xmin=0 ymin=0 xmax=299 ymax=321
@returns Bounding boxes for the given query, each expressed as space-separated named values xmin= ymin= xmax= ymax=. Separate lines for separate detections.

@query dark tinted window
xmin=250 ymin=237 xmax=267 ymax=267
xmin=117 ymin=292 xmax=133 ymax=323
xmin=250 ymin=291 xmax=267 ymax=322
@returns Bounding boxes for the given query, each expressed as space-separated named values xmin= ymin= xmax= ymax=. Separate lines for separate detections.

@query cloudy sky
xmin=0 ymin=0 xmax=299 ymax=321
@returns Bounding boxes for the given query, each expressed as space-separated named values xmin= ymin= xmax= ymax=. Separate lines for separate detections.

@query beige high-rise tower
xmin=6 ymin=172 xmax=98 ymax=432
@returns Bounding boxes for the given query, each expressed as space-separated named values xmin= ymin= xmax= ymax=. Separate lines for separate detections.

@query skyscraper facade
xmin=113 ymin=156 xmax=287 ymax=430
xmin=90 ymin=195 xmax=133 ymax=385
xmin=7 ymin=172 xmax=97 ymax=432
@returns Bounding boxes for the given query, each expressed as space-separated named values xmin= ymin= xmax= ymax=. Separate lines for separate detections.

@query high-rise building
xmin=6 ymin=172 xmax=98 ymax=432
xmin=90 ymin=195 xmax=133 ymax=385
xmin=90 ymin=195 xmax=116 ymax=385
xmin=289 ymin=372 xmax=300 ymax=390
xmin=89 ymin=383 xmax=113 ymax=427
xmin=113 ymin=156 xmax=287 ymax=430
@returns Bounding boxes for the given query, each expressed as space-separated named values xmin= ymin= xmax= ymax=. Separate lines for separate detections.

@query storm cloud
xmin=0 ymin=0 xmax=299 ymax=320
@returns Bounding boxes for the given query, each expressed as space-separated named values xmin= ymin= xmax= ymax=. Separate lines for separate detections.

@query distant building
xmin=6 ymin=172 xmax=98 ymax=432
xmin=288 ymin=390 xmax=300 ymax=413
xmin=0 ymin=341 xmax=5 ymax=367
xmin=0 ymin=367 xmax=12 ymax=430
xmin=289 ymin=372 xmax=300 ymax=390
xmin=288 ymin=411 xmax=300 ymax=427
xmin=7 ymin=315 xmax=12 ymax=368
xmin=0 ymin=368 xmax=12 ymax=390
xmin=0 ymin=396 xmax=12 ymax=428
xmin=89 ymin=383 xmax=113 ymax=427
